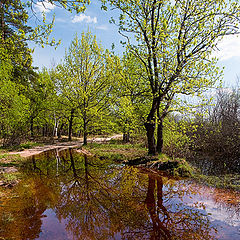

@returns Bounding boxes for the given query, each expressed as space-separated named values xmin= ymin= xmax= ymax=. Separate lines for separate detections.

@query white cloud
xmin=96 ymin=25 xmax=109 ymax=31
xmin=35 ymin=1 xmax=55 ymax=13
xmin=213 ymin=35 xmax=240 ymax=61
xmin=72 ymin=14 xmax=97 ymax=24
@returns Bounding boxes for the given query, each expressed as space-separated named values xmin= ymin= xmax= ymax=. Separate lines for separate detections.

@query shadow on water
xmin=0 ymin=148 xmax=239 ymax=240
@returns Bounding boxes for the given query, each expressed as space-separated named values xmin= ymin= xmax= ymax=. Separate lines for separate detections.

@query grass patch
xmin=0 ymin=154 xmax=23 ymax=167
xmin=193 ymin=173 xmax=240 ymax=191
xmin=84 ymin=141 xmax=193 ymax=177
xmin=84 ymin=141 xmax=147 ymax=162
xmin=1 ymin=172 xmax=18 ymax=182
xmin=172 ymin=158 xmax=194 ymax=177
xmin=0 ymin=171 xmax=21 ymax=188
xmin=0 ymin=141 xmax=43 ymax=151
xmin=0 ymin=153 xmax=25 ymax=187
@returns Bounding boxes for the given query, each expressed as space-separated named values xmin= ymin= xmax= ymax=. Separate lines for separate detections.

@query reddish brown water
xmin=0 ymin=149 xmax=239 ymax=240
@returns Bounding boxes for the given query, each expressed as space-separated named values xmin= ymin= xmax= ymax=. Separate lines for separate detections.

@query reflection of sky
xmin=38 ymin=209 xmax=71 ymax=240
xmin=174 ymin=182 xmax=240 ymax=239
xmin=14 ymin=150 xmax=240 ymax=239
xmin=196 ymin=199 xmax=240 ymax=227
xmin=37 ymin=177 xmax=240 ymax=240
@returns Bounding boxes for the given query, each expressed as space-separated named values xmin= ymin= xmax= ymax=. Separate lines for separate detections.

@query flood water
xmin=188 ymin=154 xmax=240 ymax=176
xmin=0 ymin=148 xmax=240 ymax=240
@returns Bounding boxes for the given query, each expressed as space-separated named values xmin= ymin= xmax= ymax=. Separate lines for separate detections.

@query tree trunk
xmin=42 ymin=126 xmax=45 ymax=137
xmin=57 ymin=123 xmax=64 ymax=139
xmin=83 ymin=116 xmax=87 ymax=145
xmin=145 ymin=97 xmax=160 ymax=155
xmin=156 ymin=119 xmax=163 ymax=154
xmin=123 ymin=132 xmax=130 ymax=143
xmin=45 ymin=124 xmax=49 ymax=137
xmin=144 ymin=122 xmax=157 ymax=155
xmin=30 ymin=116 xmax=34 ymax=139
xmin=68 ymin=109 xmax=74 ymax=141
xmin=53 ymin=112 xmax=58 ymax=138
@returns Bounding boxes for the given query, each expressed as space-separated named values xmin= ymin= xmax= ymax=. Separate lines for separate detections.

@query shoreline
xmin=6 ymin=134 xmax=122 ymax=158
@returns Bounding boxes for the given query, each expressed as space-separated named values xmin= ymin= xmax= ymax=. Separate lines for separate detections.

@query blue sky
xmin=29 ymin=1 xmax=240 ymax=87
xmin=29 ymin=1 xmax=125 ymax=67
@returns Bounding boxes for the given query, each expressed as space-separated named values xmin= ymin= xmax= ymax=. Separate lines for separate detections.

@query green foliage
xmin=162 ymin=116 xmax=192 ymax=158
xmin=106 ymin=0 xmax=240 ymax=154
xmin=110 ymin=51 xmax=151 ymax=138
xmin=54 ymin=31 xmax=114 ymax=141
xmin=0 ymin=57 xmax=30 ymax=145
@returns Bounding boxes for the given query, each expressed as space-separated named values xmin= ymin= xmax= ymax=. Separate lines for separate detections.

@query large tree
xmin=55 ymin=32 xmax=112 ymax=143
xmin=106 ymin=0 xmax=240 ymax=155
xmin=0 ymin=0 xmax=91 ymax=144
xmin=0 ymin=47 xmax=30 ymax=145
xmin=111 ymin=52 xmax=151 ymax=142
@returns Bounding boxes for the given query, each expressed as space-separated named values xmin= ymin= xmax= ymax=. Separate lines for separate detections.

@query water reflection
xmin=188 ymin=155 xmax=240 ymax=175
xmin=0 ymin=149 xmax=239 ymax=240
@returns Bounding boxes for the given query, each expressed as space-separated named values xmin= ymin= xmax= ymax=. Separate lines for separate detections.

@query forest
xmin=0 ymin=0 xmax=240 ymax=239
xmin=1 ymin=0 xmax=239 ymax=158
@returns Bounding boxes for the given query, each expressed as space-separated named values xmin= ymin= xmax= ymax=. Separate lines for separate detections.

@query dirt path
xmin=8 ymin=134 xmax=122 ymax=158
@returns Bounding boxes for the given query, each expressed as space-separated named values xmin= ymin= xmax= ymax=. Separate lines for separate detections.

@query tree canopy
xmin=54 ymin=31 xmax=113 ymax=143
xmin=106 ymin=0 xmax=240 ymax=154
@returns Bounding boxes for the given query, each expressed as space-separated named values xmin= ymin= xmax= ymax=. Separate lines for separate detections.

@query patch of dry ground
xmin=0 ymin=135 xmax=122 ymax=188
xmin=7 ymin=134 xmax=122 ymax=158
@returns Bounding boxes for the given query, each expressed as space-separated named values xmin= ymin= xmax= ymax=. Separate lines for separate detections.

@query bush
xmin=188 ymin=88 xmax=240 ymax=160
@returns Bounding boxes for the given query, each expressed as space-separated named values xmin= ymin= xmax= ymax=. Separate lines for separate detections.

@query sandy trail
xmin=7 ymin=134 xmax=122 ymax=158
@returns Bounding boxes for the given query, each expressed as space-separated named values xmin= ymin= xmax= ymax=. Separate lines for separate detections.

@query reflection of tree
xmin=0 ymin=177 xmax=53 ymax=240
xmin=143 ymin=175 xmax=214 ymax=240
xmin=53 ymin=152 xmax=216 ymax=240
xmin=2 ymin=149 xmax=239 ymax=239
xmin=145 ymin=175 xmax=171 ymax=239
xmin=55 ymin=151 xmax=127 ymax=239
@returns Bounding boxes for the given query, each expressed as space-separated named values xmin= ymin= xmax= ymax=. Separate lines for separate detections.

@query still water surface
xmin=0 ymin=149 xmax=239 ymax=240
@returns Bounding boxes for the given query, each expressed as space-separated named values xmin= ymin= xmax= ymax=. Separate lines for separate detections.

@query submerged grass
xmin=0 ymin=153 xmax=23 ymax=167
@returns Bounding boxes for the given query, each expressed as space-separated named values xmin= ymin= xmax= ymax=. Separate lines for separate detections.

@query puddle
xmin=0 ymin=149 xmax=239 ymax=239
